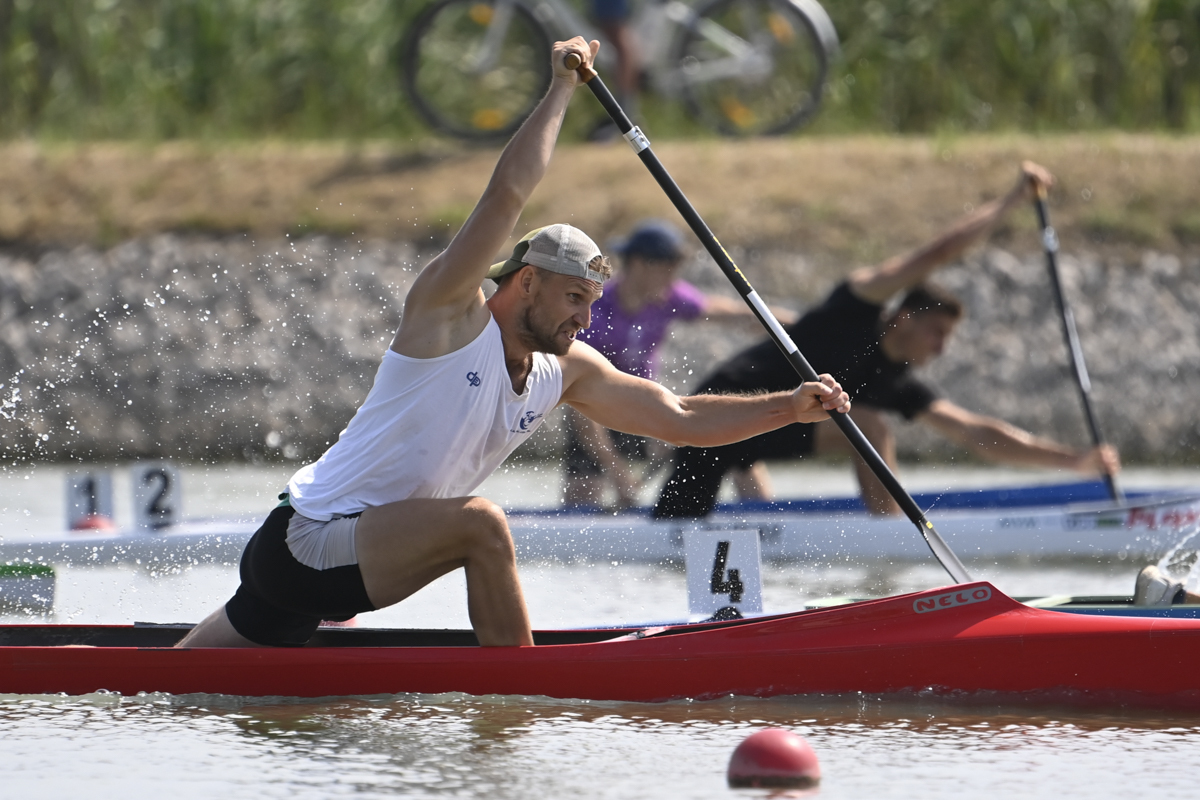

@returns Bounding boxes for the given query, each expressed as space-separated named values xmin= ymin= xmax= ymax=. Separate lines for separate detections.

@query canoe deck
xmin=0 ymin=623 xmax=627 ymax=649
xmin=3 ymin=582 xmax=1200 ymax=708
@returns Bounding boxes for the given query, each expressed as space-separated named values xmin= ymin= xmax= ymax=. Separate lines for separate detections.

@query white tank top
xmin=287 ymin=316 xmax=563 ymax=520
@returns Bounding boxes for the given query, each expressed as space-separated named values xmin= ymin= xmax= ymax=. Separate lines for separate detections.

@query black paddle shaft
xmin=564 ymin=55 xmax=971 ymax=584
xmin=1033 ymin=195 xmax=1125 ymax=504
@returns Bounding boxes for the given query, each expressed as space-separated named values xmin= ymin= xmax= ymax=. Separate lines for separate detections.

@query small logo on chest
xmin=512 ymin=411 xmax=543 ymax=433
xmin=466 ymin=371 xmax=481 ymax=387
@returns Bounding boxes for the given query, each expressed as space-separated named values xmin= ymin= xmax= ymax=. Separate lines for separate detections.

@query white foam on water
xmin=1157 ymin=520 xmax=1200 ymax=589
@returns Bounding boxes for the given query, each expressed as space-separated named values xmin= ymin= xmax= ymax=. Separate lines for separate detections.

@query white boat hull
xmin=509 ymin=493 xmax=1200 ymax=563
xmin=2 ymin=483 xmax=1197 ymax=568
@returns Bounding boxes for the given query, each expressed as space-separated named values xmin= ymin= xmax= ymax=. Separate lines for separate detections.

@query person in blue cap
xmin=563 ymin=219 xmax=795 ymax=508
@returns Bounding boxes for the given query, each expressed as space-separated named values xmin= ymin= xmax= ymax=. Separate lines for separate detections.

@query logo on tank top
xmin=511 ymin=411 xmax=543 ymax=433
xmin=466 ymin=371 xmax=481 ymax=387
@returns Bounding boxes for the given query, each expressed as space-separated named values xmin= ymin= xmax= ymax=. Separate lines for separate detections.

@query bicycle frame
xmin=464 ymin=0 xmax=804 ymax=98
xmin=462 ymin=1 xmax=522 ymax=75
xmin=465 ymin=0 xmax=616 ymax=76
xmin=546 ymin=0 xmax=837 ymax=99
xmin=523 ymin=0 xmax=767 ymax=98
xmin=649 ymin=0 xmax=839 ymax=96
xmin=405 ymin=0 xmax=840 ymax=138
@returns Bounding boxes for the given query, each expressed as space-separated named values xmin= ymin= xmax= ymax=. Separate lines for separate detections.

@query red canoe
xmin=3 ymin=581 xmax=1199 ymax=707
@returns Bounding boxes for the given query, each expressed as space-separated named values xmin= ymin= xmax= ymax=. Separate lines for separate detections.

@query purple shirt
xmin=580 ymin=278 xmax=706 ymax=379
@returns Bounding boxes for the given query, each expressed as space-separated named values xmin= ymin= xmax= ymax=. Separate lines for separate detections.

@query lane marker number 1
xmin=65 ymin=470 xmax=114 ymax=530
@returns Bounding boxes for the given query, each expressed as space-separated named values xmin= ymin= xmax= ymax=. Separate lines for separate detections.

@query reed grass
xmin=0 ymin=0 xmax=1197 ymax=140
xmin=0 ymin=0 xmax=424 ymax=139
xmin=813 ymin=0 xmax=1200 ymax=133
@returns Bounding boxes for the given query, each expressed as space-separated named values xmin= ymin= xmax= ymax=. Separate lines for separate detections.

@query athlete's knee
xmin=459 ymin=497 xmax=516 ymax=560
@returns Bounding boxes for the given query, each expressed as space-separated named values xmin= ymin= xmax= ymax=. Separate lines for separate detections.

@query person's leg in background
xmin=812 ymin=406 xmax=900 ymax=515
xmin=591 ymin=0 xmax=640 ymax=138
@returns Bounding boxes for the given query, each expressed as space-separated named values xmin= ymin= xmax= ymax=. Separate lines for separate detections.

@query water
xmin=2 ymin=462 xmax=1200 ymax=797
xmin=3 ymin=462 xmax=1195 ymax=628
xmin=4 ymin=692 xmax=1200 ymax=799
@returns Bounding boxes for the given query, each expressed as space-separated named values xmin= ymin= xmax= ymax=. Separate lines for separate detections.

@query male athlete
xmin=653 ymin=162 xmax=1120 ymax=519
xmin=178 ymin=38 xmax=849 ymax=649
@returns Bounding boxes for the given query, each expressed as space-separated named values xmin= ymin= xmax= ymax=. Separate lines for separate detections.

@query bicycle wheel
xmin=402 ymin=0 xmax=552 ymax=140
xmin=672 ymin=0 xmax=835 ymax=136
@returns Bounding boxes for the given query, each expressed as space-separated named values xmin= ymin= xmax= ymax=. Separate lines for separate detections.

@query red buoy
xmin=70 ymin=514 xmax=117 ymax=532
xmin=727 ymin=728 xmax=820 ymax=789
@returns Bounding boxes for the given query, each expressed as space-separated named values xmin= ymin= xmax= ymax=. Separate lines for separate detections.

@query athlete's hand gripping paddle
xmin=563 ymin=52 xmax=972 ymax=584
xmin=1032 ymin=183 xmax=1124 ymax=504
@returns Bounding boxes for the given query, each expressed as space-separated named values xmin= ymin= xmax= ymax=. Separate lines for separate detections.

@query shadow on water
xmin=76 ymin=689 xmax=1200 ymax=744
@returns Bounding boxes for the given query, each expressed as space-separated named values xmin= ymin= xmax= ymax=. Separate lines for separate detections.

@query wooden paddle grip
xmin=563 ymin=52 xmax=596 ymax=83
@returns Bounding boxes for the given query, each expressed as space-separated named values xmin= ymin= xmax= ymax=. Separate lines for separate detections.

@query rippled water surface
xmin=2 ymin=463 xmax=1200 ymax=797
xmin=4 ymin=691 xmax=1200 ymax=799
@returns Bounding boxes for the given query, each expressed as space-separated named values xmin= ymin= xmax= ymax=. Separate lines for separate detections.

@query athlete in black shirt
xmin=653 ymin=161 xmax=1120 ymax=518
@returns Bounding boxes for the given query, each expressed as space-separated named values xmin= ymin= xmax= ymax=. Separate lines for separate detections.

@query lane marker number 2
xmin=132 ymin=462 xmax=181 ymax=530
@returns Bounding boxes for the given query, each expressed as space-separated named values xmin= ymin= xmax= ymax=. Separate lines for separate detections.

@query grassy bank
xmin=3 ymin=1 xmax=1197 ymax=137
xmin=1 ymin=134 xmax=1198 ymax=269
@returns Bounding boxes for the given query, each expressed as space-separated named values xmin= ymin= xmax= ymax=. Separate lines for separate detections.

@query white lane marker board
xmin=132 ymin=461 xmax=182 ymax=530
xmin=65 ymin=470 xmax=114 ymax=530
xmin=683 ymin=527 xmax=763 ymax=617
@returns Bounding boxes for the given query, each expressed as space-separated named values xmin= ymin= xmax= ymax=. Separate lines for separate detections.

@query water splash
xmin=1156 ymin=519 xmax=1200 ymax=590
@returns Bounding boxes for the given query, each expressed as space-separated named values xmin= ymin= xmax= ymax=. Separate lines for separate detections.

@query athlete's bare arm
xmin=849 ymin=161 xmax=1055 ymax=305
xmin=559 ymin=343 xmax=850 ymax=447
xmin=392 ymin=37 xmax=600 ymax=360
xmin=917 ymin=398 xmax=1120 ymax=474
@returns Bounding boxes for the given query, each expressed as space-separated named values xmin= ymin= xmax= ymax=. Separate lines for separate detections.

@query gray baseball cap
xmin=487 ymin=224 xmax=607 ymax=284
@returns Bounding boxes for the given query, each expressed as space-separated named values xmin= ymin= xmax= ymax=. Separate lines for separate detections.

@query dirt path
xmin=2 ymin=135 xmax=1197 ymax=269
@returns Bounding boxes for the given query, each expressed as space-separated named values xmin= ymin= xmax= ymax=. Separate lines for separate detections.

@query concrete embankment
xmin=0 ymin=234 xmax=1196 ymax=466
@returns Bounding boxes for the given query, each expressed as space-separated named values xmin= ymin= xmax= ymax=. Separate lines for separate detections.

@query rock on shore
xmin=0 ymin=234 xmax=1196 ymax=468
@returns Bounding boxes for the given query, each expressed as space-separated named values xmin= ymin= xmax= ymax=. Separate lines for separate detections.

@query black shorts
xmin=563 ymin=423 xmax=648 ymax=476
xmin=224 ymin=505 xmax=376 ymax=647
xmin=651 ymin=374 xmax=819 ymax=519
xmin=651 ymin=421 xmax=816 ymax=519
